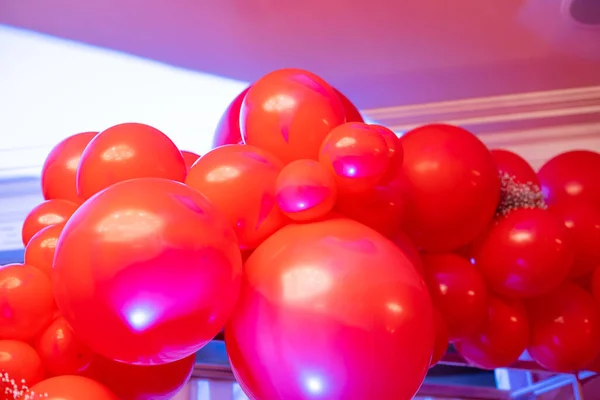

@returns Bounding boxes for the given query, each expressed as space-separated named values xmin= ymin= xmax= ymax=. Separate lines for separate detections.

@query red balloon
xmin=421 ymin=253 xmax=488 ymax=341
xmin=24 ymin=223 xmax=65 ymax=278
xmin=180 ymin=150 xmax=200 ymax=170
xmin=527 ymin=282 xmax=600 ymax=372
xmin=213 ymin=87 xmax=250 ymax=148
xmin=473 ymin=208 xmax=573 ymax=298
xmin=186 ymin=144 xmax=285 ymax=250
xmin=53 ymin=178 xmax=242 ymax=364
xmin=398 ymin=124 xmax=500 ymax=252
xmin=548 ymin=198 xmax=600 ymax=278
xmin=22 ymin=199 xmax=78 ymax=246
xmin=241 ymin=68 xmax=345 ymax=164
xmin=275 ymin=159 xmax=337 ymax=221
xmin=0 ymin=264 xmax=55 ymax=341
xmin=29 ymin=375 xmax=118 ymax=400
xmin=41 ymin=131 xmax=97 ymax=203
xmin=389 ymin=230 xmax=424 ymax=276
xmin=35 ymin=316 xmax=94 ymax=376
xmin=226 ymin=218 xmax=433 ymax=400
xmin=491 ymin=149 xmax=539 ymax=185
xmin=77 ymin=123 xmax=187 ymax=200
xmin=455 ymin=296 xmax=529 ymax=369
xmin=333 ymin=88 xmax=363 ymax=123
xmin=370 ymin=125 xmax=403 ymax=184
xmin=85 ymin=354 xmax=195 ymax=400
xmin=430 ymin=308 xmax=449 ymax=367
xmin=588 ymin=264 xmax=600 ymax=308
xmin=538 ymin=150 xmax=600 ymax=208
xmin=319 ymin=122 xmax=391 ymax=193
xmin=0 ymin=340 xmax=45 ymax=392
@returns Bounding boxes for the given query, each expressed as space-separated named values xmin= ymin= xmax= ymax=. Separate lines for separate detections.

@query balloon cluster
xmin=1 ymin=67 xmax=599 ymax=400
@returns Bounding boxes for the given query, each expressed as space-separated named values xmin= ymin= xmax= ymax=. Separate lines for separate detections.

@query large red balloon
xmin=455 ymin=296 xmax=529 ymax=369
xmin=85 ymin=354 xmax=195 ymax=400
xmin=41 ymin=131 xmax=97 ymax=203
xmin=527 ymin=282 xmax=600 ymax=372
xmin=53 ymin=178 xmax=242 ymax=364
xmin=29 ymin=375 xmax=118 ymax=400
xmin=35 ymin=316 xmax=94 ymax=376
xmin=421 ymin=253 xmax=488 ymax=341
xmin=473 ymin=208 xmax=573 ymax=298
xmin=212 ymin=87 xmax=250 ymax=148
xmin=398 ymin=124 xmax=500 ymax=252
xmin=548 ymin=198 xmax=600 ymax=278
xmin=186 ymin=144 xmax=285 ymax=250
xmin=0 ymin=340 xmax=45 ymax=391
xmin=538 ymin=150 xmax=600 ymax=208
xmin=240 ymin=68 xmax=345 ymax=164
xmin=24 ymin=223 xmax=65 ymax=278
xmin=0 ymin=264 xmax=55 ymax=341
xmin=333 ymin=88 xmax=363 ymax=123
xmin=226 ymin=218 xmax=433 ymax=400
xmin=77 ymin=123 xmax=187 ymax=200
xmin=490 ymin=149 xmax=539 ymax=185
xmin=22 ymin=199 xmax=78 ymax=246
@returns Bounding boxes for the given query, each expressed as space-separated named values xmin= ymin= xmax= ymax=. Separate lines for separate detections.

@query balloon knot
xmin=496 ymin=172 xmax=547 ymax=217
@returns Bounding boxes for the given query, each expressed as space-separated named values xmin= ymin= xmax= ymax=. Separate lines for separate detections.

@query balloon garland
xmin=1 ymin=68 xmax=599 ymax=399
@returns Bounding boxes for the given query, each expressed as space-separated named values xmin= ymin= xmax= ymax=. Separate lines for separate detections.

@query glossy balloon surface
xmin=333 ymin=88 xmax=363 ymax=123
xmin=276 ymin=159 xmax=337 ymax=221
xmin=24 ymin=223 xmax=65 ymax=278
xmin=455 ymin=296 xmax=529 ymax=369
xmin=86 ymin=354 xmax=195 ymax=400
xmin=29 ymin=375 xmax=118 ymax=400
xmin=77 ymin=123 xmax=186 ymax=200
xmin=212 ymin=87 xmax=249 ymax=148
xmin=0 ymin=264 xmax=55 ymax=341
xmin=398 ymin=124 xmax=500 ymax=252
xmin=240 ymin=68 xmax=345 ymax=164
xmin=0 ymin=340 xmax=44 ymax=389
xmin=527 ymin=283 xmax=600 ymax=372
xmin=22 ymin=199 xmax=78 ymax=246
xmin=538 ymin=150 xmax=600 ymax=208
xmin=474 ymin=208 xmax=573 ymax=298
xmin=490 ymin=149 xmax=539 ymax=185
xmin=41 ymin=131 xmax=97 ymax=203
xmin=53 ymin=178 xmax=242 ymax=364
xmin=226 ymin=218 xmax=433 ymax=400
xmin=421 ymin=253 xmax=488 ymax=341
xmin=36 ymin=316 xmax=94 ymax=376
xmin=319 ymin=122 xmax=391 ymax=193
xmin=186 ymin=144 xmax=285 ymax=250
xmin=389 ymin=230 xmax=424 ymax=276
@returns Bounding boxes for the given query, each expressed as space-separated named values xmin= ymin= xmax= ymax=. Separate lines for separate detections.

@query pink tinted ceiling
xmin=1 ymin=0 xmax=599 ymax=108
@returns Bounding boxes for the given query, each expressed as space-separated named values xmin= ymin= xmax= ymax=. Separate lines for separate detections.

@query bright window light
xmin=0 ymin=25 xmax=249 ymax=179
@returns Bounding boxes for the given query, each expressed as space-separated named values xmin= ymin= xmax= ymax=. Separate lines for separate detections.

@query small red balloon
xmin=398 ymin=124 xmax=500 ymax=252
xmin=538 ymin=150 xmax=600 ymax=208
xmin=241 ymin=68 xmax=345 ymax=164
xmin=35 ymin=316 xmax=94 ymax=376
xmin=421 ymin=253 xmax=489 ymax=341
xmin=333 ymin=88 xmax=364 ymax=123
xmin=491 ymin=149 xmax=539 ymax=185
xmin=213 ymin=87 xmax=250 ymax=148
xmin=77 ymin=122 xmax=187 ymax=200
xmin=24 ymin=223 xmax=65 ymax=278
xmin=180 ymin=150 xmax=200 ymax=171
xmin=226 ymin=218 xmax=434 ymax=400
xmin=455 ymin=296 xmax=529 ymax=369
xmin=22 ymin=199 xmax=78 ymax=246
xmin=548 ymin=198 xmax=600 ymax=278
xmin=53 ymin=178 xmax=242 ymax=364
xmin=0 ymin=340 xmax=45 ymax=391
xmin=186 ymin=144 xmax=285 ymax=250
xmin=430 ymin=308 xmax=449 ymax=367
xmin=0 ymin=264 xmax=56 ymax=341
xmin=319 ymin=122 xmax=391 ymax=193
xmin=275 ymin=159 xmax=337 ymax=221
xmin=527 ymin=282 xmax=600 ymax=372
xmin=85 ymin=354 xmax=195 ymax=400
xmin=473 ymin=208 xmax=573 ymax=298
xmin=29 ymin=375 xmax=118 ymax=400
xmin=41 ymin=132 xmax=97 ymax=203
